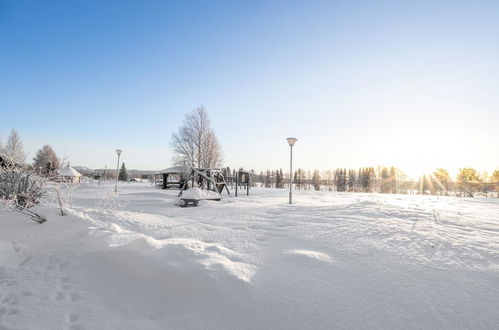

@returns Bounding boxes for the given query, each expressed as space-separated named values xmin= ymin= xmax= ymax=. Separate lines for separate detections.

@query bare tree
xmin=171 ymin=106 xmax=223 ymax=168
xmin=5 ymin=129 xmax=25 ymax=164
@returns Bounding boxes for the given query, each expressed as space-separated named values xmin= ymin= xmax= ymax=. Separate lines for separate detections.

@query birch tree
xmin=171 ymin=106 xmax=223 ymax=168
xmin=5 ymin=130 xmax=25 ymax=164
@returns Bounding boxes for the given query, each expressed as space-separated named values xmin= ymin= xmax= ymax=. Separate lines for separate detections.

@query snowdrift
xmin=1 ymin=183 xmax=499 ymax=329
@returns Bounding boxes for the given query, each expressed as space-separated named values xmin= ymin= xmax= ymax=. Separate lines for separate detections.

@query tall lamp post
xmin=115 ymin=149 xmax=122 ymax=193
xmin=286 ymin=137 xmax=298 ymax=204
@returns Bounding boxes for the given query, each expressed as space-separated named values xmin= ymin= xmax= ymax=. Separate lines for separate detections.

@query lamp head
xmin=116 ymin=149 xmax=123 ymax=156
xmin=286 ymin=137 xmax=298 ymax=146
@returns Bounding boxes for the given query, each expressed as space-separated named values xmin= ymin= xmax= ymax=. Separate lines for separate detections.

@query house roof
xmin=58 ymin=166 xmax=82 ymax=177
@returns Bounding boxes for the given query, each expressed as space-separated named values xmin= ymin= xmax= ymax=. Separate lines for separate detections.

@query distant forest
xmin=244 ymin=167 xmax=499 ymax=198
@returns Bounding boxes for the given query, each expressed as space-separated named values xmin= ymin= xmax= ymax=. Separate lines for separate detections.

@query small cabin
xmin=57 ymin=166 xmax=82 ymax=183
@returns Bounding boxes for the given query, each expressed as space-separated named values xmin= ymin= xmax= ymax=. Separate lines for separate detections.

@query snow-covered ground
xmin=1 ymin=182 xmax=499 ymax=329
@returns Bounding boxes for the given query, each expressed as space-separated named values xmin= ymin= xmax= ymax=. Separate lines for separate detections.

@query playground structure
xmin=155 ymin=165 xmax=252 ymax=206
xmin=178 ymin=168 xmax=231 ymax=198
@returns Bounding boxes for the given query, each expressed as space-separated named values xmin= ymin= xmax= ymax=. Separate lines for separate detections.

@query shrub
xmin=0 ymin=165 xmax=44 ymax=208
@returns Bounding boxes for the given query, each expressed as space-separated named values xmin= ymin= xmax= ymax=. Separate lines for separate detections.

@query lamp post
xmin=115 ymin=149 xmax=122 ymax=193
xmin=286 ymin=137 xmax=298 ymax=204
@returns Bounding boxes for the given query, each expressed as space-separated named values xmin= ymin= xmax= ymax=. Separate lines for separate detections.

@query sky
xmin=1 ymin=0 xmax=498 ymax=178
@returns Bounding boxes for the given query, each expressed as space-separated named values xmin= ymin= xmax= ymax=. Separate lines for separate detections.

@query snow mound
xmin=181 ymin=188 xmax=221 ymax=200
xmin=88 ymin=223 xmax=257 ymax=282
xmin=286 ymin=249 xmax=332 ymax=263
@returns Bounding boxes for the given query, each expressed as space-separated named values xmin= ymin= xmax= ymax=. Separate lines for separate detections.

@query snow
xmin=181 ymin=187 xmax=221 ymax=200
xmin=1 ymin=183 xmax=499 ymax=329
xmin=286 ymin=249 xmax=333 ymax=263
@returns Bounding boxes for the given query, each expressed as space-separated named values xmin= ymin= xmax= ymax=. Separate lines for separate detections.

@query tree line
xmin=252 ymin=167 xmax=499 ymax=197
xmin=0 ymin=129 xmax=131 ymax=181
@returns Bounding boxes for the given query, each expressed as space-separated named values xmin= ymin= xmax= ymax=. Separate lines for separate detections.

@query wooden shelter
xmin=155 ymin=166 xmax=190 ymax=189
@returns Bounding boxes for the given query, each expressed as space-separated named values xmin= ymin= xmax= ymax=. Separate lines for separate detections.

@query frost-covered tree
xmin=457 ymin=168 xmax=480 ymax=197
xmin=492 ymin=170 xmax=499 ymax=197
xmin=294 ymin=169 xmax=306 ymax=190
xmin=335 ymin=169 xmax=347 ymax=192
xmin=275 ymin=168 xmax=285 ymax=188
xmin=379 ymin=167 xmax=390 ymax=193
xmin=33 ymin=145 xmax=60 ymax=176
xmin=359 ymin=167 xmax=375 ymax=193
xmin=324 ymin=170 xmax=333 ymax=191
xmin=419 ymin=174 xmax=432 ymax=195
xmin=264 ymin=170 xmax=272 ymax=188
xmin=4 ymin=130 xmax=25 ymax=164
xmin=432 ymin=168 xmax=450 ymax=195
xmin=347 ymin=169 xmax=356 ymax=192
xmin=119 ymin=163 xmax=128 ymax=181
xmin=389 ymin=167 xmax=397 ymax=194
xmin=307 ymin=170 xmax=312 ymax=190
xmin=171 ymin=106 xmax=223 ymax=169
xmin=312 ymin=169 xmax=321 ymax=191
xmin=492 ymin=170 xmax=499 ymax=183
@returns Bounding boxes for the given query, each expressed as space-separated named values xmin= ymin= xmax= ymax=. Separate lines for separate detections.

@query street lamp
xmin=115 ymin=149 xmax=122 ymax=193
xmin=286 ymin=137 xmax=298 ymax=204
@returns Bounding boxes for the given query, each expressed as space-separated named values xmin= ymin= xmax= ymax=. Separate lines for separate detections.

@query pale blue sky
xmin=1 ymin=0 xmax=498 ymax=177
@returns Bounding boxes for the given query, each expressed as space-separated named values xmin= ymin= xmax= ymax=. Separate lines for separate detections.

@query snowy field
xmin=1 ymin=182 xmax=499 ymax=329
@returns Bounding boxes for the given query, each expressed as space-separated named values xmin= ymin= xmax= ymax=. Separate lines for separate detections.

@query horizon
xmin=1 ymin=0 xmax=498 ymax=178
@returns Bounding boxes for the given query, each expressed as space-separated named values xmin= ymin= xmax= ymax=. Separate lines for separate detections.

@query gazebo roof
xmin=158 ymin=166 xmax=191 ymax=174
xmin=58 ymin=166 xmax=82 ymax=177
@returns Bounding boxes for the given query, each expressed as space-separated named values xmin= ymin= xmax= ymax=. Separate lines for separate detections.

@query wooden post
xmin=235 ymin=171 xmax=238 ymax=197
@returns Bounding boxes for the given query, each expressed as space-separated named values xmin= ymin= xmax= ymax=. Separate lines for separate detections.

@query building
xmin=57 ymin=166 xmax=82 ymax=183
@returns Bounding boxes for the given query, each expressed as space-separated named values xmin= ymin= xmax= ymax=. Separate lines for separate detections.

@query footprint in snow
xmin=0 ymin=293 xmax=20 ymax=320
xmin=67 ymin=312 xmax=85 ymax=330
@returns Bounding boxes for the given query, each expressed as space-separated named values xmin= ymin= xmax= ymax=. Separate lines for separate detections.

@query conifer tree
xmin=264 ymin=170 xmax=271 ymax=188
xmin=276 ymin=168 xmax=284 ymax=188
xmin=119 ymin=163 xmax=128 ymax=181
xmin=312 ymin=169 xmax=321 ymax=191
xmin=348 ymin=169 xmax=356 ymax=192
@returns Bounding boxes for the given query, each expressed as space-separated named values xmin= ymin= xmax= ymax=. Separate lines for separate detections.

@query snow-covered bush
xmin=0 ymin=165 xmax=44 ymax=208
xmin=0 ymin=161 xmax=46 ymax=223
xmin=95 ymin=188 xmax=128 ymax=211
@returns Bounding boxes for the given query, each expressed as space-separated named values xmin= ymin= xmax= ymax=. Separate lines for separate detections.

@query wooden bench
xmin=179 ymin=198 xmax=199 ymax=207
